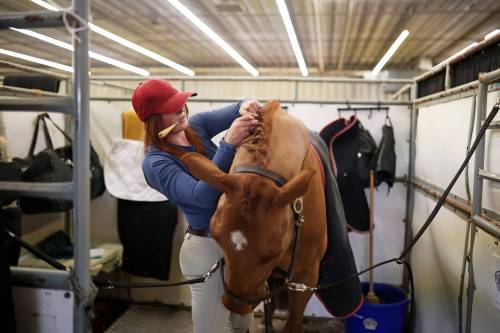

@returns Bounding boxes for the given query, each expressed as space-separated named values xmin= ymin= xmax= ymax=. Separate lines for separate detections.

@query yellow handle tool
xmin=158 ymin=120 xmax=180 ymax=139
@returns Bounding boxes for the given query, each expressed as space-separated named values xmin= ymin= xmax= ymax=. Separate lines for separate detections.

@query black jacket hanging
xmin=320 ymin=116 xmax=377 ymax=232
xmin=375 ymin=118 xmax=396 ymax=189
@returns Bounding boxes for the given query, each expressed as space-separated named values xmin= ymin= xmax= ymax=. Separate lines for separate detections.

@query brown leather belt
xmin=186 ymin=225 xmax=210 ymax=237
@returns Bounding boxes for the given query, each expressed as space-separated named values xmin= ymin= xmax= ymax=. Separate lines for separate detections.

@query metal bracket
xmin=292 ymin=198 xmax=305 ymax=226
xmin=292 ymin=198 xmax=303 ymax=214
xmin=287 ymin=282 xmax=316 ymax=292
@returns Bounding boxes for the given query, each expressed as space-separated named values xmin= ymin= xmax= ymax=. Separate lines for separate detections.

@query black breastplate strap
xmin=233 ymin=165 xmax=287 ymax=187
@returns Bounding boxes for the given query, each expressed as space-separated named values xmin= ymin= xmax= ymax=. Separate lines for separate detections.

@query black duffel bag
xmin=15 ymin=113 xmax=105 ymax=214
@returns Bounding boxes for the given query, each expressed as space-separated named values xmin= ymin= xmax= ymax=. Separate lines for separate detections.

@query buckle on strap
xmin=292 ymin=198 xmax=303 ymax=214
xmin=202 ymin=259 xmax=222 ymax=282
xmin=287 ymin=282 xmax=316 ymax=292
xmin=292 ymin=198 xmax=305 ymax=226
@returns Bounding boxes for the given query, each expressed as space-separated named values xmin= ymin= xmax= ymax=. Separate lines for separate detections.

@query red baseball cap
xmin=132 ymin=79 xmax=197 ymax=121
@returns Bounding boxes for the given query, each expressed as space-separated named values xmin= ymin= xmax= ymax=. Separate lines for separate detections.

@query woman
xmin=132 ymin=79 xmax=260 ymax=332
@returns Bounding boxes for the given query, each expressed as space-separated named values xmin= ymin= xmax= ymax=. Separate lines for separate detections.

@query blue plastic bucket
xmin=345 ymin=283 xmax=410 ymax=333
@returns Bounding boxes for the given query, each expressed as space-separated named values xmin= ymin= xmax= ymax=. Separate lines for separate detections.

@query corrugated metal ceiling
xmin=0 ymin=0 xmax=498 ymax=76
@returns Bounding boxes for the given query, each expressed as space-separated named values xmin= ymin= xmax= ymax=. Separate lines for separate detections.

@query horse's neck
xmin=232 ymin=110 xmax=309 ymax=180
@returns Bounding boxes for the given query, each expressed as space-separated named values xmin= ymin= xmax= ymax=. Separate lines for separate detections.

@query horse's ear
xmin=181 ymin=152 xmax=235 ymax=193
xmin=275 ymin=168 xmax=315 ymax=208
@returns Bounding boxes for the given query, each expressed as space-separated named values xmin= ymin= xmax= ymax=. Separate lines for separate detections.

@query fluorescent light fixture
xmin=372 ymin=29 xmax=410 ymax=75
xmin=88 ymin=24 xmax=194 ymax=76
xmin=30 ymin=0 xmax=194 ymax=76
xmin=11 ymin=28 xmax=72 ymax=51
xmin=167 ymin=0 xmax=259 ymax=77
xmin=87 ymin=51 xmax=150 ymax=76
xmin=275 ymin=0 xmax=308 ymax=76
xmin=432 ymin=42 xmax=479 ymax=70
xmin=0 ymin=48 xmax=73 ymax=72
xmin=484 ymin=29 xmax=499 ymax=40
xmin=30 ymin=0 xmax=58 ymax=11
xmin=10 ymin=28 xmax=150 ymax=76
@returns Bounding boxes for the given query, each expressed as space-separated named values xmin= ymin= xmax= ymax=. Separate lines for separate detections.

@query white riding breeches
xmin=179 ymin=233 xmax=253 ymax=333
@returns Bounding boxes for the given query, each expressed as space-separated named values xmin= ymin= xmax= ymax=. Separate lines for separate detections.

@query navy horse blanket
xmin=309 ymin=131 xmax=363 ymax=318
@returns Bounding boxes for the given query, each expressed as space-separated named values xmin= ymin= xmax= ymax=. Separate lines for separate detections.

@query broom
xmin=366 ymin=170 xmax=381 ymax=304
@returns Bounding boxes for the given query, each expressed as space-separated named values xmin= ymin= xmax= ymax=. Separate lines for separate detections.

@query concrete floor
xmin=105 ymin=304 xmax=344 ymax=333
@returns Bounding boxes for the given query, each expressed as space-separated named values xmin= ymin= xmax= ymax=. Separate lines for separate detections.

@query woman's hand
xmin=239 ymin=99 xmax=261 ymax=117
xmin=224 ymin=114 xmax=259 ymax=145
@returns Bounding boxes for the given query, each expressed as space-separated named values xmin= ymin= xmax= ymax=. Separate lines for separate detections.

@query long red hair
xmin=143 ymin=110 xmax=204 ymax=158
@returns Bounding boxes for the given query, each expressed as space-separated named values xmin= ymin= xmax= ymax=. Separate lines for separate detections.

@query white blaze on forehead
xmin=230 ymin=230 xmax=248 ymax=251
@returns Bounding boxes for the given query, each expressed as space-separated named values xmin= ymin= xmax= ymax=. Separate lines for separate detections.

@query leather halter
xmin=220 ymin=165 xmax=306 ymax=306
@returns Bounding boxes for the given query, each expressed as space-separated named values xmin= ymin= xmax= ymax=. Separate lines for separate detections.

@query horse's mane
xmin=239 ymin=100 xmax=280 ymax=167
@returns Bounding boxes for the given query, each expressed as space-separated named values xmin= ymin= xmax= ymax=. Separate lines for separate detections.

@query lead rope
xmin=43 ymin=1 xmax=90 ymax=44
xmin=3 ymin=226 xmax=221 ymax=290
xmin=263 ymin=280 xmax=271 ymax=333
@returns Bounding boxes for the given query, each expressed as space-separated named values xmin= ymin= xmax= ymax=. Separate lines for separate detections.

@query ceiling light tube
xmin=30 ymin=0 xmax=58 ymax=11
xmin=88 ymin=24 xmax=194 ymax=76
xmin=0 ymin=48 xmax=73 ymax=72
xmin=30 ymin=0 xmax=194 ymax=76
xmin=10 ymin=28 xmax=150 ymax=76
xmin=372 ymin=29 xmax=410 ymax=75
xmin=166 ymin=0 xmax=259 ymax=77
xmin=275 ymin=0 xmax=308 ymax=76
xmin=484 ymin=29 xmax=499 ymax=40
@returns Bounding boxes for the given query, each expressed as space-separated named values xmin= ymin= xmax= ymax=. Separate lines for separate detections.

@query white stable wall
xmin=412 ymin=90 xmax=500 ymax=333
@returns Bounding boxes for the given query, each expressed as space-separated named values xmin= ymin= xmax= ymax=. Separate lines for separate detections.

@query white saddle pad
xmin=104 ymin=138 xmax=167 ymax=202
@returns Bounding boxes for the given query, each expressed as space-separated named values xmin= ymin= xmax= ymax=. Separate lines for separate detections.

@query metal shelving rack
xmin=465 ymin=70 xmax=500 ymax=333
xmin=0 ymin=1 xmax=91 ymax=333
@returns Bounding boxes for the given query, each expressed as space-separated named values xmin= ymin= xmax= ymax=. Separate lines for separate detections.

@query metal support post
xmin=72 ymin=0 xmax=91 ymax=332
xmin=445 ymin=64 xmax=451 ymax=90
xmin=402 ymin=82 xmax=417 ymax=291
xmin=465 ymin=80 xmax=488 ymax=333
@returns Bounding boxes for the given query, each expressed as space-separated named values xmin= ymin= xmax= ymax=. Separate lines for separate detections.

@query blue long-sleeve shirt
xmin=142 ymin=101 xmax=243 ymax=230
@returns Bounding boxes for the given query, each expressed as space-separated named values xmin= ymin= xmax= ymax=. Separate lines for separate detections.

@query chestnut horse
xmin=181 ymin=101 xmax=327 ymax=332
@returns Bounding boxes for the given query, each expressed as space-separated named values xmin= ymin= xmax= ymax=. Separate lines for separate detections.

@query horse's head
xmin=181 ymin=152 xmax=315 ymax=314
